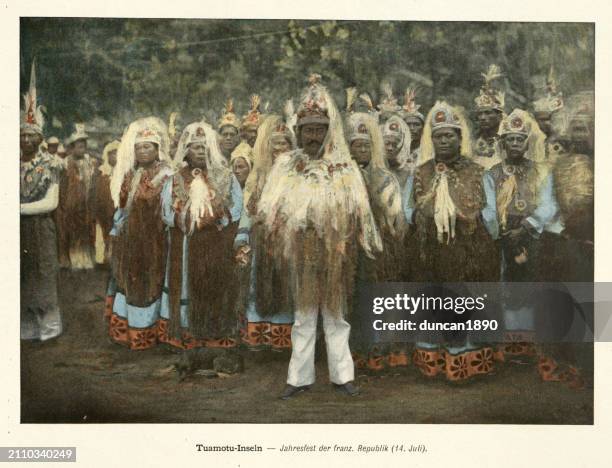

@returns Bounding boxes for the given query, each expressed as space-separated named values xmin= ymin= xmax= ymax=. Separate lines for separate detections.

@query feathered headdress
xmin=419 ymin=101 xmax=472 ymax=164
xmin=347 ymin=111 xmax=404 ymax=236
xmin=230 ymin=142 xmax=254 ymax=171
xmin=110 ymin=116 xmax=172 ymax=207
xmin=99 ymin=139 xmax=121 ymax=176
xmin=21 ymin=61 xmax=44 ymax=135
xmin=474 ymin=64 xmax=505 ymax=112
xmin=168 ymin=112 xmax=180 ymax=141
xmin=66 ymin=123 xmax=89 ymax=146
xmin=346 ymin=112 xmax=372 ymax=143
xmin=377 ymin=82 xmax=401 ymax=115
xmin=360 ymin=94 xmax=375 ymax=113
xmin=347 ymin=112 xmax=391 ymax=174
xmin=417 ymin=102 xmax=474 ymax=244
xmin=401 ymin=87 xmax=424 ymax=122
xmin=496 ymin=109 xmax=548 ymax=230
xmin=533 ymin=66 xmax=564 ymax=114
xmin=346 ymin=87 xmax=358 ymax=112
xmin=218 ymin=98 xmax=241 ymax=130
xmin=176 ymin=121 xmax=230 ymax=169
xmin=282 ymin=99 xmax=298 ymax=143
xmin=241 ymin=94 xmax=262 ymax=130
xmin=382 ymin=115 xmax=412 ymax=169
xmin=296 ymin=73 xmax=331 ymax=126
xmin=244 ymin=115 xmax=284 ymax=210
xmin=176 ymin=120 xmax=233 ymax=219
xmin=257 ymin=73 xmax=382 ymax=260
xmin=499 ymin=109 xmax=546 ymax=162
xmin=346 ymin=86 xmax=376 ymax=115
xmin=284 ymin=99 xmax=295 ymax=125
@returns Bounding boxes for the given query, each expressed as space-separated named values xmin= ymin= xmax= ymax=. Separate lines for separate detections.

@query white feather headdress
xmin=99 ymin=140 xmax=120 ymax=176
xmin=382 ymin=115 xmax=412 ymax=168
xmin=498 ymin=109 xmax=546 ymax=163
xmin=21 ymin=61 xmax=44 ymax=135
xmin=177 ymin=121 xmax=233 ymax=204
xmin=419 ymin=101 xmax=472 ymax=165
xmin=257 ymin=74 xmax=382 ymax=258
xmin=111 ymin=116 xmax=171 ymax=207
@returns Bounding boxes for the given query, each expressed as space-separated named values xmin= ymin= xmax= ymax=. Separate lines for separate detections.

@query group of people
xmin=20 ymin=62 xmax=594 ymax=399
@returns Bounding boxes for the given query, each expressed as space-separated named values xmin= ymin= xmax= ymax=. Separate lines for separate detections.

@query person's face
xmin=107 ymin=149 xmax=118 ymax=167
xmin=350 ymin=139 xmax=372 ymax=168
xmin=271 ymin=135 xmax=291 ymax=161
xmin=232 ymin=157 xmax=250 ymax=186
xmin=534 ymin=112 xmax=552 ymax=138
xmin=404 ymin=116 xmax=424 ymax=145
xmin=432 ymin=127 xmax=461 ymax=161
xmin=502 ymin=133 xmax=528 ymax=160
xmin=569 ymin=118 xmax=594 ymax=154
xmin=20 ymin=129 xmax=42 ymax=156
xmin=384 ymin=135 xmax=401 ymax=166
xmin=47 ymin=143 xmax=59 ymax=155
xmin=58 ymin=150 xmax=67 ymax=159
xmin=477 ymin=109 xmax=502 ymax=133
xmin=243 ymin=128 xmax=258 ymax=148
xmin=186 ymin=143 xmax=207 ymax=169
xmin=219 ymin=126 xmax=240 ymax=156
xmin=299 ymin=123 xmax=328 ymax=157
xmin=72 ymin=139 xmax=87 ymax=158
xmin=134 ymin=142 xmax=159 ymax=167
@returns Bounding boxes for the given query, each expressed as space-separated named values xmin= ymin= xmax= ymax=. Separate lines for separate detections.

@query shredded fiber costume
xmin=106 ymin=117 xmax=175 ymax=350
xmin=159 ymin=121 xmax=243 ymax=349
xmin=255 ymin=74 xmax=382 ymax=387
xmin=405 ymin=101 xmax=502 ymax=381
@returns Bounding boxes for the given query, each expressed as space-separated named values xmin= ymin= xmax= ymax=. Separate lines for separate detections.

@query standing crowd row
xmin=20 ymin=64 xmax=593 ymax=398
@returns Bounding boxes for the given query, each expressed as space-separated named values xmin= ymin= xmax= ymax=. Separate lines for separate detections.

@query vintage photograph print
xmin=20 ymin=18 xmax=593 ymax=423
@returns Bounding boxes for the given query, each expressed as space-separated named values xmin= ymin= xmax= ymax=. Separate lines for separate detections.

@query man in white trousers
xmin=253 ymin=73 xmax=382 ymax=399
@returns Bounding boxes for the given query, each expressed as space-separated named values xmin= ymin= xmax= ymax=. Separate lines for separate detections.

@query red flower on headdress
xmin=511 ymin=117 xmax=523 ymax=129
xmin=138 ymin=128 xmax=156 ymax=139
xmin=434 ymin=111 xmax=446 ymax=123
xmin=26 ymin=106 xmax=36 ymax=124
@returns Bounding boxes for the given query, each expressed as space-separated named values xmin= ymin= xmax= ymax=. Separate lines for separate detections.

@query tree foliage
xmin=20 ymin=18 xmax=594 ymax=139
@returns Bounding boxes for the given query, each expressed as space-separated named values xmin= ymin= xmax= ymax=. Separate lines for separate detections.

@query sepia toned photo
xmin=20 ymin=18 xmax=594 ymax=424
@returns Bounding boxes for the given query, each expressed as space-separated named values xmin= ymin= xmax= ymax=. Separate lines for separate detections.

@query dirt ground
xmin=21 ymin=268 xmax=593 ymax=424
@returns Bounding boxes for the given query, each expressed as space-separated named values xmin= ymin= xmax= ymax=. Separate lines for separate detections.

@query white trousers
xmin=21 ymin=305 xmax=62 ymax=341
xmin=287 ymin=307 xmax=354 ymax=387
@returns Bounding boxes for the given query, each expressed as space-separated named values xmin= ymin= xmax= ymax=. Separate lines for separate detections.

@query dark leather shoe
xmin=280 ymin=384 xmax=310 ymax=400
xmin=334 ymin=381 xmax=360 ymax=396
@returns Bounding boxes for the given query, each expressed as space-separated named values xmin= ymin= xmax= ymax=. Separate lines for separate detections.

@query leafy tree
xmin=20 ymin=19 xmax=594 ymax=141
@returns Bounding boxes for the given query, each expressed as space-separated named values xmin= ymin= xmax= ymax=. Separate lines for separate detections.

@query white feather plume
xmin=188 ymin=172 xmax=215 ymax=234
